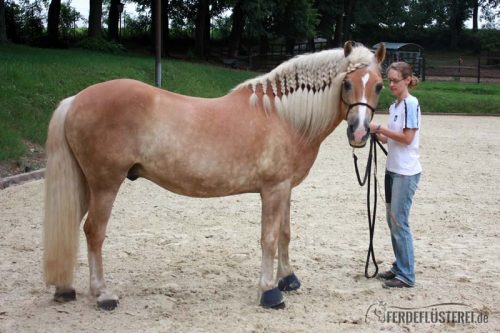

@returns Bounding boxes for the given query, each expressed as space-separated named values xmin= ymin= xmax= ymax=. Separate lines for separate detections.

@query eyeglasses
xmin=387 ymin=78 xmax=404 ymax=84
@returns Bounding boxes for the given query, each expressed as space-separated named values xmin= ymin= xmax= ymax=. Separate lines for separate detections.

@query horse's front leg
xmin=276 ymin=192 xmax=301 ymax=292
xmin=259 ymin=181 xmax=291 ymax=309
xmin=84 ymin=188 xmax=120 ymax=310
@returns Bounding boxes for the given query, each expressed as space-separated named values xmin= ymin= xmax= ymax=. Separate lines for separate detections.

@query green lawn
xmin=0 ymin=44 xmax=255 ymax=160
xmin=377 ymin=80 xmax=500 ymax=114
xmin=1 ymin=44 xmax=499 ymax=161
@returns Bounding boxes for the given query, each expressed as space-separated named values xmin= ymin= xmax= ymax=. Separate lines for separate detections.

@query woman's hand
xmin=369 ymin=123 xmax=381 ymax=133
xmin=369 ymin=122 xmax=388 ymax=143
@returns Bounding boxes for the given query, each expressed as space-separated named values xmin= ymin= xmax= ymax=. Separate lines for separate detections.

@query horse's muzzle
xmin=347 ymin=123 xmax=370 ymax=148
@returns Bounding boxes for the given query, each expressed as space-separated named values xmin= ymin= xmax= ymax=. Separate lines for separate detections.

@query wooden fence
xmin=213 ymin=45 xmax=500 ymax=83
xmin=425 ymin=53 xmax=500 ymax=83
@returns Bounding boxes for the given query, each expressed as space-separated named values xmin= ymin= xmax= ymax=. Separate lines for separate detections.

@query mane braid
xmin=233 ymin=46 xmax=376 ymax=141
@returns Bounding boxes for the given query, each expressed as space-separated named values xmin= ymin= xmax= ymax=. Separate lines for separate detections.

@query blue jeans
xmin=385 ymin=171 xmax=421 ymax=286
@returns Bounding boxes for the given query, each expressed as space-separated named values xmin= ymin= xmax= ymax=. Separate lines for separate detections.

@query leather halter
xmin=341 ymin=65 xmax=377 ymax=121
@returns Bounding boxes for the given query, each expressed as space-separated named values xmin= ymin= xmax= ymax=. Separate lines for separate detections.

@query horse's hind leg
xmin=83 ymin=186 xmax=121 ymax=310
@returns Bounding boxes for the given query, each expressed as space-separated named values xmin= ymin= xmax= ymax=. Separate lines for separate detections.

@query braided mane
xmin=234 ymin=45 xmax=376 ymax=139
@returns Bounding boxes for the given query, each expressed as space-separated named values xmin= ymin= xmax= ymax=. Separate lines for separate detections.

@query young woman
xmin=369 ymin=62 xmax=421 ymax=288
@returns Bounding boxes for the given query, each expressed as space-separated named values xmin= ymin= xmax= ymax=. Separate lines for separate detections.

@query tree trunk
xmin=472 ymin=0 xmax=478 ymax=32
xmin=228 ymin=0 xmax=245 ymax=57
xmin=449 ymin=0 xmax=459 ymax=50
xmin=332 ymin=0 xmax=344 ymax=48
xmin=108 ymin=0 xmax=119 ymax=41
xmin=151 ymin=0 xmax=156 ymax=46
xmin=342 ymin=0 xmax=356 ymax=43
xmin=194 ymin=0 xmax=210 ymax=57
xmin=332 ymin=14 xmax=343 ymax=47
xmin=88 ymin=0 xmax=103 ymax=38
xmin=0 ymin=0 xmax=7 ymax=43
xmin=47 ymin=0 xmax=61 ymax=46
xmin=161 ymin=0 xmax=169 ymax=56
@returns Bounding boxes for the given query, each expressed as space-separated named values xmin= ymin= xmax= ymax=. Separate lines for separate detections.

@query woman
xmin=369 ymin=62 xmax=421 ymax=288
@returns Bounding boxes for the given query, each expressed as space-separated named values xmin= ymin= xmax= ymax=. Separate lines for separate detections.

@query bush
xmin=476 ymin=30 xmax=500 ymax=53
xmin=76 ymin=37 xmax=126 ymax=54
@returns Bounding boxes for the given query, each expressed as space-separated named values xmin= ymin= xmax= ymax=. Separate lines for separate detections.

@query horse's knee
xmin=279 ymin=229 xmax=291 ymax=244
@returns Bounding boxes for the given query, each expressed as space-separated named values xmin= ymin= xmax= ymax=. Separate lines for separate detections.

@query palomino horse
xmin=43 ymin=41 xmax=385 ymax=310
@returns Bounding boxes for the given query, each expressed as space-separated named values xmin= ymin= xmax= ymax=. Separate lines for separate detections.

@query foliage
xmin=76 ymin=36 xmax=126 ymax=53
xmin=314 ymin=0 xmax=341 ymax=40
xmin=59 ymin=1 xmax=83 ymax=40
xmin=272 ymin=0 xmax=318 ymax=42
xmin=5 ymin=0 xmax=46 ymax=43
xmin=475 ymin=29 xmax=500 ymax=52
xmin=123 ymin=11 xmax=150 ymax=37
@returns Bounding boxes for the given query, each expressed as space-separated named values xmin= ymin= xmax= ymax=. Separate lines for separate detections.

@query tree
xmin=228 ymin=0 xmax=245 ymax=57
xmin=47 ymin=0 xmax=61 ymax=45
xmin=161 ymin=0 xmax=169 ymax=56
xmin=89 ymin=0 xmax=103 ymax=37
xmin=341 ymin=0 xmax=356 ymax=44
xmin=479 ymin=0 xmax=500 ymax=29
xmin=313 ymin=0 xmax=340 ymax=46
xmin=448 ymin=0 xmax=471 ymax=49
xmin=108 ymin=0 xmax=120 ymax=41
xmin=273 ymin=0 xmax=318 ymax=53
xmin=472 ymin=0 xmax=479 ymax=31
xmin=194 ymin=0 xmax=210 ymax=57
xmin=0 ymin=0 xmax=7 ymax=43
xmin=60 ymin=2 xmax=82 ymax=40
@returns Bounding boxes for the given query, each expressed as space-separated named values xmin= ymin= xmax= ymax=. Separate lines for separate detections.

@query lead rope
xmin=352 ymin=134 xmax=387 ymax=278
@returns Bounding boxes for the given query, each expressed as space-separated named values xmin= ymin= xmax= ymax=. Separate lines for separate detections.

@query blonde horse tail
xmin=43 ymin=96 xmax=88 ymax=288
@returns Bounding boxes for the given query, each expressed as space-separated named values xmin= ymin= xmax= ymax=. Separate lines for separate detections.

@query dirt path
xmin=1 ymin=115 xmax=499 ymax=332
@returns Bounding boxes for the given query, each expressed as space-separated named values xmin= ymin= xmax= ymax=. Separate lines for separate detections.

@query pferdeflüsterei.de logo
xmin=365 ymin=301 xmax=489 ymax=324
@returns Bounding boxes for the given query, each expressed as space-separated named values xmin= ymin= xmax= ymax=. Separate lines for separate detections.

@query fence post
xmin=421 ymin=56 xmax=426 ymax=81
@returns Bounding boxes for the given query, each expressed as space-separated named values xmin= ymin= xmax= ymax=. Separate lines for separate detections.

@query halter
xmin=341 ymin=63 xmax=377 ymax=121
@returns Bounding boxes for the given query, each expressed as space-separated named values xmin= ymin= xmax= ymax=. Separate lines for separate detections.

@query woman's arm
xmin=369 ymin=123 xmax=417 ymax=145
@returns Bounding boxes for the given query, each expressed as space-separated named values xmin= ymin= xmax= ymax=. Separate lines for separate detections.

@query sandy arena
xmin=0 ymin=115 xmax=499 ymax=332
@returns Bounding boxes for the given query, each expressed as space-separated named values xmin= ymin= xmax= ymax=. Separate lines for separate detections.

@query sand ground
xmin=1 ymin=115 xmax=499 ymax=332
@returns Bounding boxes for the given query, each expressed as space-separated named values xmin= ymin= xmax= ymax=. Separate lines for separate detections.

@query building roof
xmin=373 ymin=42 xmax=423 ymax=51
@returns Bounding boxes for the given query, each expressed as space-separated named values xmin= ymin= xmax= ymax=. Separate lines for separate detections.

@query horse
xmin=43 ymin=41 xmax=385 ymax=310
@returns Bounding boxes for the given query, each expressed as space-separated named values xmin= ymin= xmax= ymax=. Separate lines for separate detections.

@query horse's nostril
xmin=349 ymin=124 xmax=355 ymax=133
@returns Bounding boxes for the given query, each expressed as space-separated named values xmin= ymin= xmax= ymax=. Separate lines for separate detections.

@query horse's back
xmin=60 ymin=79 xmax=316 ymax=197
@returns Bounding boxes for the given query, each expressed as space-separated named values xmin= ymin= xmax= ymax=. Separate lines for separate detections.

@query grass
xmin=0 ymin=44 xmax=254 ymax=160
xmin=1 ymin=43 xmax=499 ymax=161
xmin=377 ymin=79 xmax=500 ymax=114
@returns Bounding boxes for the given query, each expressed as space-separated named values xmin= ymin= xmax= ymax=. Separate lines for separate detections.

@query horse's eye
xmin=343 ymin=80 xmax=352 ymax=90
xmin=375 ymin=83 xmax=384 ymax=94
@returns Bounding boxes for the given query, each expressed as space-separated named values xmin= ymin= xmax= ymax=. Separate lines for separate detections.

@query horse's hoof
xmin=260 ymin=287 xmax=285 ymax=309
xmin=278 ymin=272 xmax=301 ymax=292
xmin=53 ymin=288 xmax=76 ymax=303
xmin=97 ymin=299 xmax=119 ymax=311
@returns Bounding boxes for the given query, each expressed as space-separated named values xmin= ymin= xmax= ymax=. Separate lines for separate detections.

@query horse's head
xmin=342 ymin=42 xmax=385 ymax=148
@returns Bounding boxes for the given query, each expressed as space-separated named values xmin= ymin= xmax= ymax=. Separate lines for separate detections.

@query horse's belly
xmin=142 ymin=166 xmax=261 ymax=198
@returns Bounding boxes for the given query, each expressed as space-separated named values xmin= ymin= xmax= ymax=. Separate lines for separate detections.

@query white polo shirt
xmin=386 ymin=95 xmax=422 ymax=176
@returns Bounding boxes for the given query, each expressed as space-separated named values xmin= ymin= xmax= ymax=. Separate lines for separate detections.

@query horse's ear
xmin=375 ymin=43 xmax=386 ymax=64
xmin=344 ymin=41 xmax=353 ymax=57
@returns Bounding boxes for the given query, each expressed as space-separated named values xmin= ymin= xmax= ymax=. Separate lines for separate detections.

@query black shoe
xmin=376 ymin=270 xmax=396 ymax=280
xmin=382 ymin=278 xmax=412 ymax=288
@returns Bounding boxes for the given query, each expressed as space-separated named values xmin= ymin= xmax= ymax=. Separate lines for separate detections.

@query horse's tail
xmin=43 ymin=96 xmax=88 ymax=287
